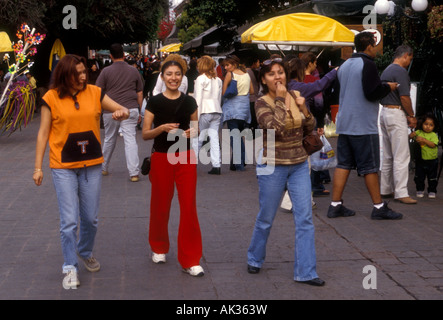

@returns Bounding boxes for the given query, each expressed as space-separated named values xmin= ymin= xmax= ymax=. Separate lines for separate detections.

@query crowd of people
xmin=31 ymin=32 xmax=440 ymax=290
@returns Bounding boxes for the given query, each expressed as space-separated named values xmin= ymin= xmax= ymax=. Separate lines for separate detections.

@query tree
xmin=158 ymin=10 xmax=177 ymax=42
xmin=0 ymin=0 xmax=169 ymax=47
xmin=176 ymin=0 xmax=306 ymax=46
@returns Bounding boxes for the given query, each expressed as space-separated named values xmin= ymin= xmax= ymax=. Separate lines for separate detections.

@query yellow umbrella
xmin=49 ymin=39 xmax=66 ymax=71
xmin=0 ymin=31 xmax=12 ymax=52
xmin=158 ymin=43 xmax=182 ymax=53
xmin=241 ymin=13 xmax=355 ymax=47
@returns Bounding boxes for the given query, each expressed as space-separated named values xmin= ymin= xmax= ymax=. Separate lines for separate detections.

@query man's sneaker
xmin=327 ymin=203 xmax=356 ymax=218
xmin=428 ymin=192 xmax=436 ymax=199
xmin=152 ymin=253 xmax=166 ymax=264
xmin=79 ymin=255 xmax=101 ymax=272
xmin=183 ymin=265 xmax=205 ymax=277
xmin=371 ymin=202 xmax=403 ymax=220
xmin=416 ymin=191 xmax=425 ymax=198
xmin=62 ymin=267 xmax=80 ymax=289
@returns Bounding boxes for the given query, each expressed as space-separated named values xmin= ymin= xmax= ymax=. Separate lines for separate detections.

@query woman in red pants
xmin=142 ymin=59 xmax=203 ymax=277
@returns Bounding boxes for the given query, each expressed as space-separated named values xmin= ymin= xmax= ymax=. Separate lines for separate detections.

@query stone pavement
xmin=0 ymin=115 xmax=442 ymax=301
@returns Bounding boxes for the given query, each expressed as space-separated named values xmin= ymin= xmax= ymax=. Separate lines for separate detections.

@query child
xmin=410 ymin=114 xmax=440 ymax=198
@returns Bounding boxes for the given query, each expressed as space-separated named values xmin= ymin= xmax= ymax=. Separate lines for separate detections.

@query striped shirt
xmin=255 ymin=91 xmax=315 ymax=166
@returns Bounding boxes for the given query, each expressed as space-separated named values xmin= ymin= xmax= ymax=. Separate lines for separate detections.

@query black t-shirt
xmin=146 ymin=93 xmax=198 ymax=153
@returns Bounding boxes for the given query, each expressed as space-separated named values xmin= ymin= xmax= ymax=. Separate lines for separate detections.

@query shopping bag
xmin=310 ymin=135 xmax=337 ymax=171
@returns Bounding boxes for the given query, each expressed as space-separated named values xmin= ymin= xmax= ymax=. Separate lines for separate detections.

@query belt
xmin=383 ymin=105 xmax=402 ymax=110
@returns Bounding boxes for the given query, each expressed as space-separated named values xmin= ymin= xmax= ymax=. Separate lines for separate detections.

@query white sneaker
xmin=416 ymin=191 xmax=424 ymax=198
xmin=183 ymin=265 xmax=205 ymax=277
xmin=152 ymin=253 xmax=166 ymax=264
xmin=62 ymin=267 xmax=80 ymax=289
xmin=428 ymin=192 xmax=436 ymax=199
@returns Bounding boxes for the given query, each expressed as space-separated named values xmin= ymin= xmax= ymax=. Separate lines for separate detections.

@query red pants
xmin=149 ymin=150 xmax=202 ymax=268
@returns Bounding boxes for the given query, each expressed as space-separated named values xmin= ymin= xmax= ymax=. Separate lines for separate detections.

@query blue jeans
xmin=248 ymin=161 xmax=318 ymax=281
xmin=52 ymin=165 xmax=102 ymax=272
xmin=226 ymin=119 xmax=247 ymax=171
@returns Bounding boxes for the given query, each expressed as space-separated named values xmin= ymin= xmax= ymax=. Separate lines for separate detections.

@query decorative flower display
xmin=0 ymin=23 xmax=45 ymax=136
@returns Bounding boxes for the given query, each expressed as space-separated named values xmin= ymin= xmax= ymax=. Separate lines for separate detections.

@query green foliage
xmin=428 ymin=5 xmax=443 ymax=42
xmin=0 ymin=0 xmax=168 ymax=46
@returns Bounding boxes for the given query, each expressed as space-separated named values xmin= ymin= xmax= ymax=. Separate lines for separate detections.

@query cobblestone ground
xmin=0 ymin=115 xmax=442 ymax=300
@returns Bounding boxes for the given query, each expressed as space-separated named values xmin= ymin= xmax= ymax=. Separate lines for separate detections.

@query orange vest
xmin=43 ymin=85 xmax=104 ymax=169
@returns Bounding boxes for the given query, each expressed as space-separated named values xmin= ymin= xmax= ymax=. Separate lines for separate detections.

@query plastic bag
xmin=310 ymin=135 xmax=337 ymax=171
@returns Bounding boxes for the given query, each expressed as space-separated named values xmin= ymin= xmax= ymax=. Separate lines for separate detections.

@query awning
xmin=241 ymin=13 xmax=355 ymax=47
xmin=183 ymin=26 xmax=219 ymax=51
xmin=0 ymin=32 xmax=12 ymax=52
xmin=158 ymin=43 xmax=182 ymax=53
xmin=312 ymin=0 xmax=375 ymax=17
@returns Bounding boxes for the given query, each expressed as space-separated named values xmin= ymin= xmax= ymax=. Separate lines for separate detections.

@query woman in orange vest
xmin=33 ymin=54 xmax=129 ymax=289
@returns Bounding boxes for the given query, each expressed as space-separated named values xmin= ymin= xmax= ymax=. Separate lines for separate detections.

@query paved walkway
xmin=0 ymin=115 xmax=442 ymax=300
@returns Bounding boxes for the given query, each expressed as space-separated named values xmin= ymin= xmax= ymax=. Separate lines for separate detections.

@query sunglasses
xmin=263 ymin=58 xmax=283 ymax=66
xmin=73 ymin=94 xmax=79 ymax=110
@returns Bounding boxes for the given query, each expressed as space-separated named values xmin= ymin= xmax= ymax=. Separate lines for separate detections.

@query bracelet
xmin=407 ymin=115 xmax=415 ymax=118
xmin=34 ymin=168 xmax=42 ymax=173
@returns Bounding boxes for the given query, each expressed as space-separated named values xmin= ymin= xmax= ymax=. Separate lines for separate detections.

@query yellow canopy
xmin=0 ymin=32 xmax=12 ymax=52
xmin=241 ymin=13 xmax=355 ymax=47
xmin=158 ymin=43 xmax=182 ymax=53
xmin=49 ymin=39 xmax=66 ymax=71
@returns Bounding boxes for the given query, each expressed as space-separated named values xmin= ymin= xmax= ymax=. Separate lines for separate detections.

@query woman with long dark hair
xmin=33 ymin=54 xmax=129 ymax=289
xmin=222 ymin=55 xmax=254 ymax=171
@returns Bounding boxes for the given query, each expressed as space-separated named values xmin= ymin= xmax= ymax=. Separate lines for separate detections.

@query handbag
xmin=303 ymin=130 xmax=323 ymax=156
xmin=287 ymin=90 xmax=323 ymax=156
xmin=141 ymin=156 xmax=151 ymax=175
xmin=223 ymin=72 xmax=238 ymax=99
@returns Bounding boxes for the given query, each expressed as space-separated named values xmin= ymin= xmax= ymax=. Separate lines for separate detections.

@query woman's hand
xmin=33 ymin=170 xmax=43 ymax=186
xmin=276 ymin=82 xmax=287 ymax=99
xmin=162 ymin=123 xmax=180 ymax=134
xmin=182 ymin=127 xmax=198 ymax=139
xmin=112 ymin=108 xmax=129 ymax=121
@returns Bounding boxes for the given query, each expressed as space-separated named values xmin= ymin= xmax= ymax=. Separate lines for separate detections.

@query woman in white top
xmin=152 ymin=54 xmax=188 ymax=96
xmin=194 ymin=56 xmax=223 ymax=174
xmin=222 ymin=55 xmax=254 ymax=171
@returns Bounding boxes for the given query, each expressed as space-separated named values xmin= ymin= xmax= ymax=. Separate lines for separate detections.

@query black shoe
xmin=247 ymin=265 xmax=260 ymax=274
xmin=208 ymin=167 xmax=221 ymax=175
xmin=327 ymin=202 xmax=356 ymax=218
xmin=313 ymin=190 xmax=330 ymax=197
xmin=297 ymin=278 xmax=325 ymax=287
xmin=371 ymin=202 xmax=403 ymax=220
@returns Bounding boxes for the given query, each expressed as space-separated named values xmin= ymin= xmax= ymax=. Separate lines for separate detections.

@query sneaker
xmin=183 ymin=265 xmax=205 ymax=277
xmin=416 ymin=191 xmax=425 ymax=198
xmin=79 ymin=255 xmax=101 ymax=272
xmin=130 ymin=175 xmax=139 ymax=182
xmin=102 ymin=170 xmax=109 ymax=176
xmin=371 ymin=202 xmax=403 ymax=220
xmin=62 ymin=267 xmax=80 ymax=289
xmin=428 ymin=192 xmax=436 ymax=199
xmin=152 ymin=253 xmax=166 ymax=264
xmin=327 ymin=203 xmax=356 ymax=218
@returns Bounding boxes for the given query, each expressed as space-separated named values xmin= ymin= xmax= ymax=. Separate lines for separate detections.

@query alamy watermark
xmin=165 ymin=122 xmax=276 ymax=175
xmin=62 ymin=5 xmax=77 ymax=30
xmin=362 ymin=265 xmax=377 ymax=290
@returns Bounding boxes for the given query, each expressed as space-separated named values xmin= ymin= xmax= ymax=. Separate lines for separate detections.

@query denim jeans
xmin=248 ymin=160 xmax=319 ymax=281
xmin=51 ymin=165 xmax=102 ymax=272
xmin=226 ymin=119 xmax=247 ymax=171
